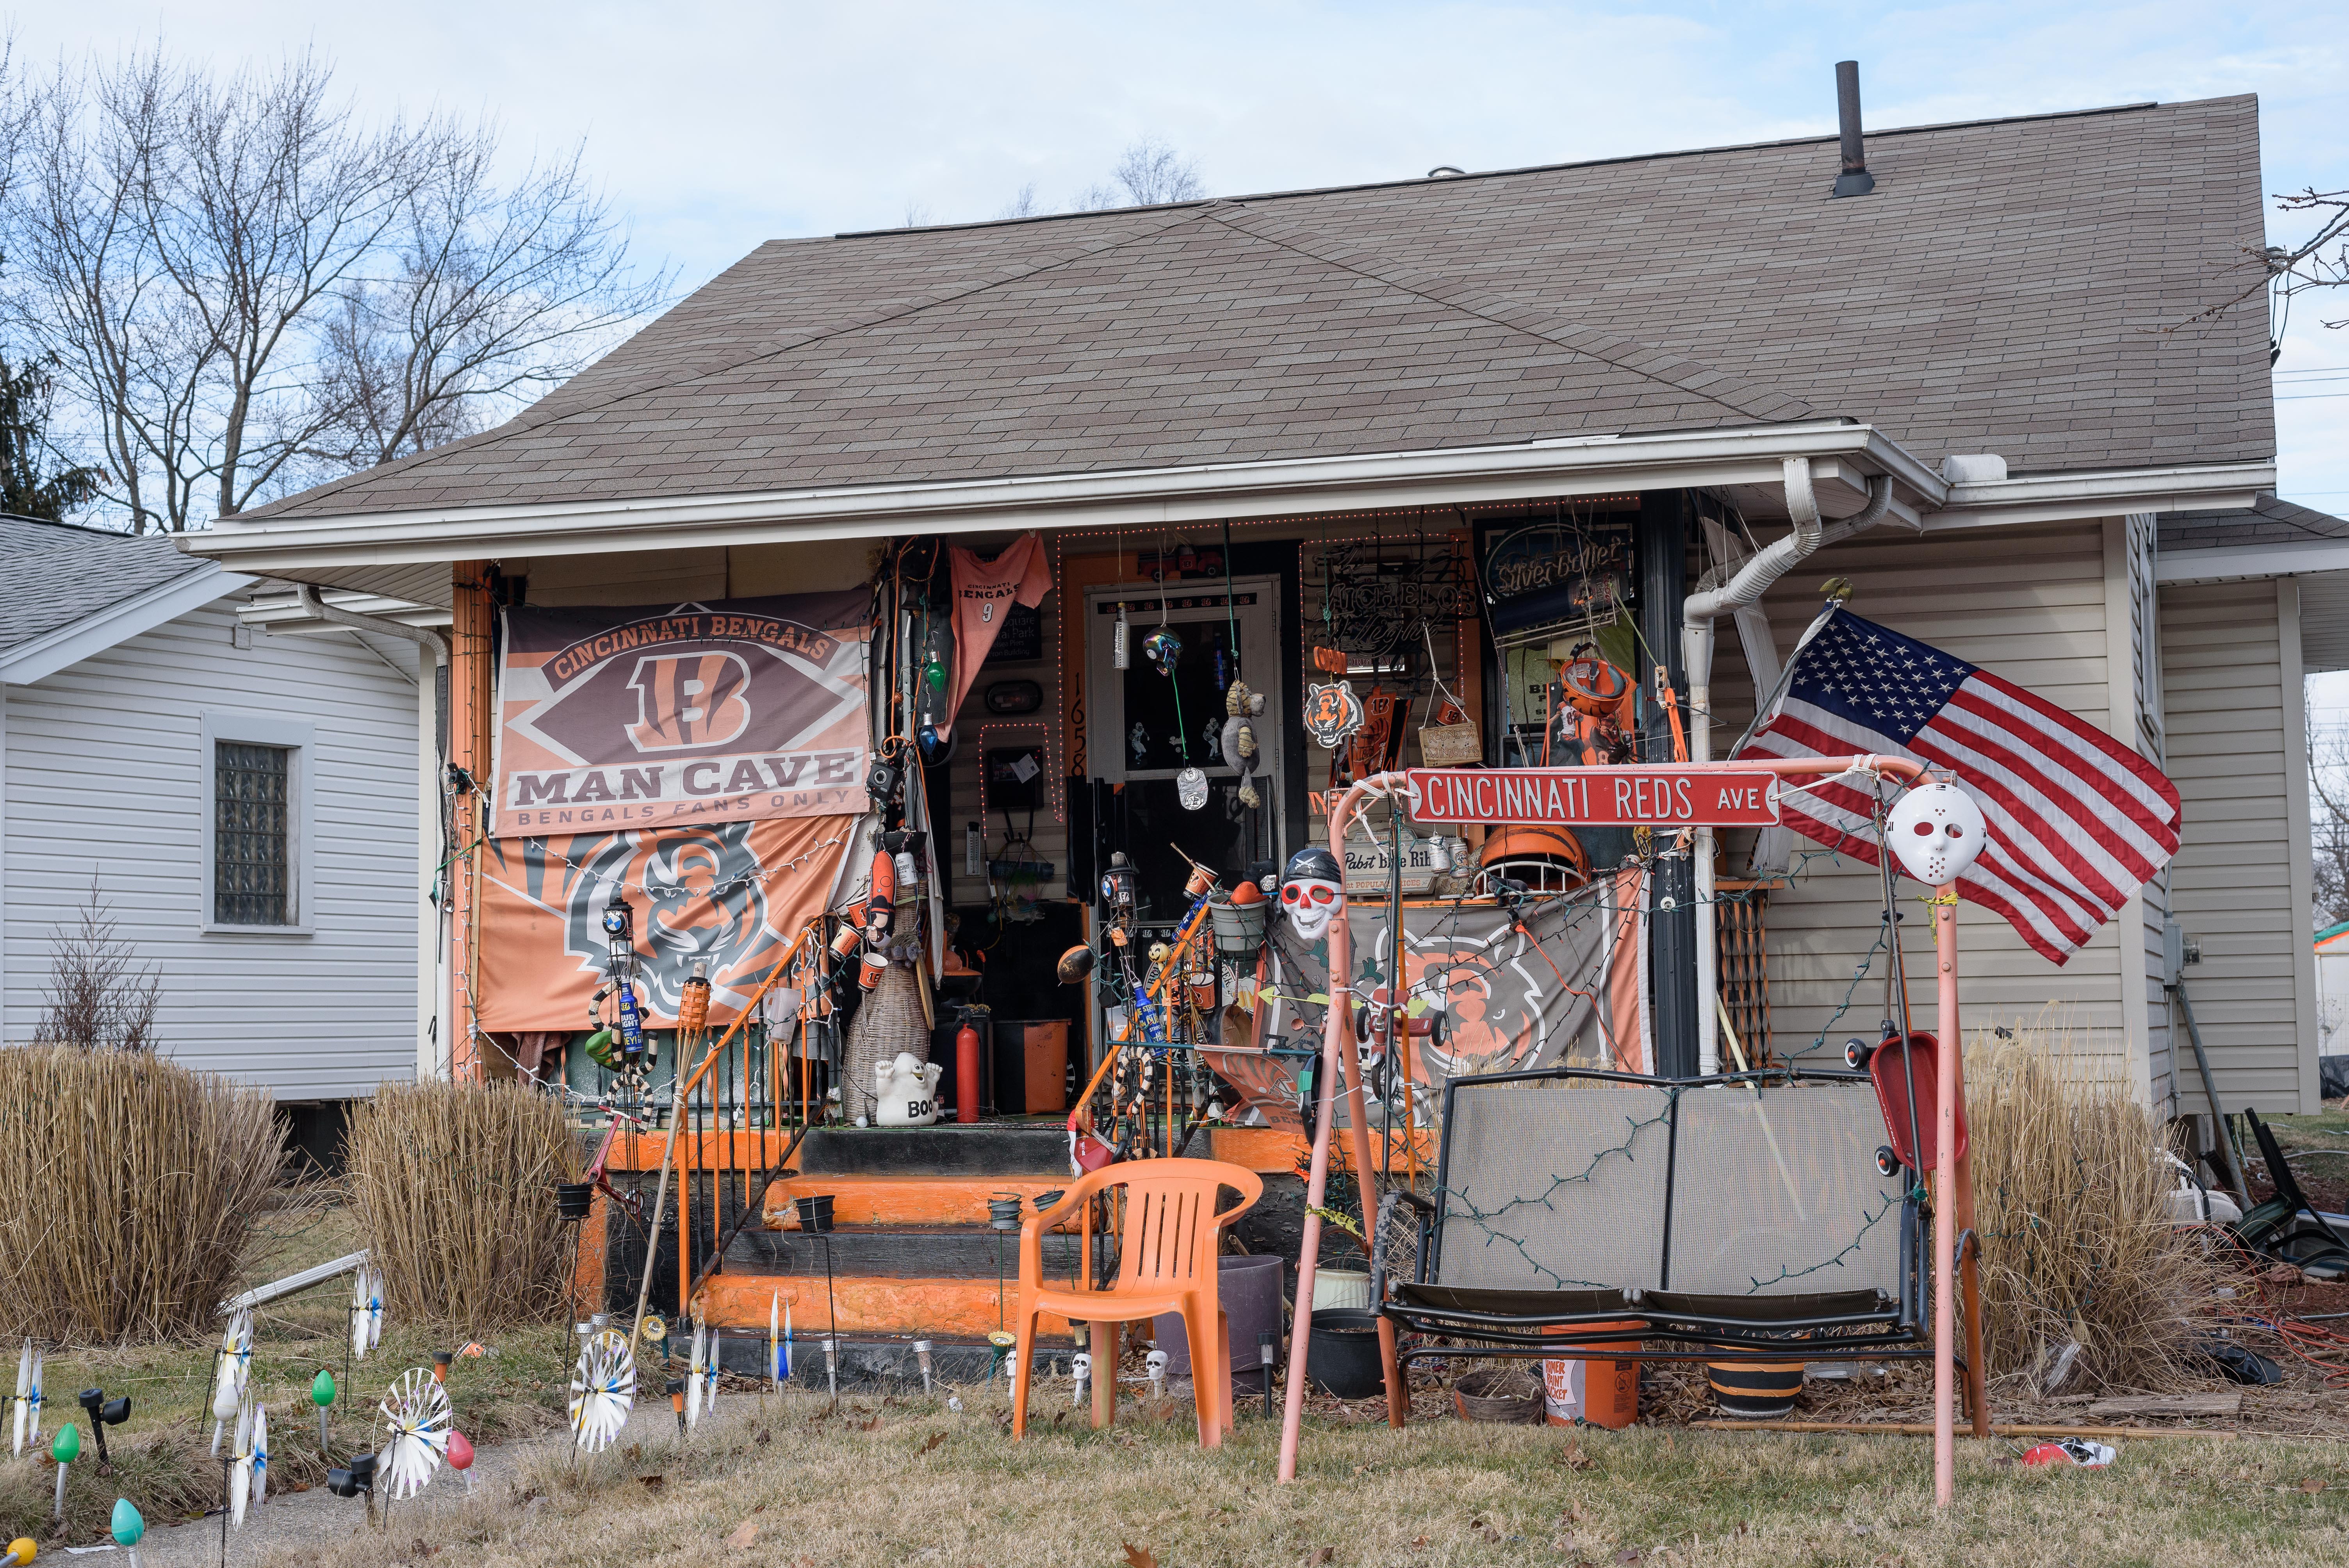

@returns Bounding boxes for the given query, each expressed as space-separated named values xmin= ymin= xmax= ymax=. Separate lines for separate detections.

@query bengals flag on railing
xmin=490 ymin=593 xmax=871 ymax=837
xmin=475 ymin=814 xmax=855 ymax=1030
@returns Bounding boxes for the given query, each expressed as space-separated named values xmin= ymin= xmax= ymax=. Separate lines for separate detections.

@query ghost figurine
xmin=1278 ymin=845 xmax=1345 ymax=943
xmin=1886 ymin=779 xmax=1987 ymax=887
xmin=1220 ymin=680 xmax=1269 ymax=808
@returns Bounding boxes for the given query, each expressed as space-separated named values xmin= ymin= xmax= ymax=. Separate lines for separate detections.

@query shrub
xmin=0 ymin=1046 xmax=281 ymax=1341
xmin=346 ymin=1079 xmax=578 ymax=1329
xmin=1967 ymin=1022 xmax=2215 ymax=1392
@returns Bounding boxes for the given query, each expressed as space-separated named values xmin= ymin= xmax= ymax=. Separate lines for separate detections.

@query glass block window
xmin=215 ymin=741 xmax=291 ymax=925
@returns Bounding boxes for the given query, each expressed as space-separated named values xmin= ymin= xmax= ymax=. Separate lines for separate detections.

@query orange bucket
xmin=1540 ymin=1320 xmax=1642 ymax=1429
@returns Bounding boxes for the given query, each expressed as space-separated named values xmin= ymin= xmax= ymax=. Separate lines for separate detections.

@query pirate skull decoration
xmin=1279 ymin=845 xmax=1345 ymax=942
xmin=1886 ymin=779 xmax=1987 ymax=887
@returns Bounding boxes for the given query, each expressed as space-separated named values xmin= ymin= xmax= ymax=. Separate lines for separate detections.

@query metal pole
xmin=1637 ymin=490 xmax=1697 ymax=1075
xmin=2171 ymin=981 xmax=2250 ymax=1206
xmin=1933 ymin=894 xmax=1958 ymax=1509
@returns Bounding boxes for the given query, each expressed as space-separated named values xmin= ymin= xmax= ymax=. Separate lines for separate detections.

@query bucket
xmin=1209 ymin=900 xmax=1267 ymax=957
xmin=1305 ymin=1309 xmax=1387 ymax=1399
xmin=1453 ymin=1367 xmax=1543 ymax=1424
xmin=1155 ymin=1254 xmax=1284 ymax=1381
xmin=1706 ymin=1356 xmax=1804 ymax=1420
xmin=794 ymin=1194 xmax=836 ymax=1233
xmin=1541 ymin=1320 xmax=1643 ymax=1429
xmin=554 ymin=1182 xmax=595 ymax=1222
xmin=1311 ymin=1269 xmax=1372 ymax=1311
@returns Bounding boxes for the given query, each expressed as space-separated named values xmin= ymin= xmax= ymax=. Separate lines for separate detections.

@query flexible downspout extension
xmin=1682 ymin=463 xmax=1893 ymax=1072
xmin=296 ymin=583 xmax=453 ymax=661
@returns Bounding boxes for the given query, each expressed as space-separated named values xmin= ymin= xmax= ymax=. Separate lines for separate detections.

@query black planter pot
xmin=1304 ymin=1308 xmax=1386 ymax=1399
xmin=554 ymin=1182 xmax=595 ymax=1222
xmin=795 ymin=1194 xmax=836 ymax=1233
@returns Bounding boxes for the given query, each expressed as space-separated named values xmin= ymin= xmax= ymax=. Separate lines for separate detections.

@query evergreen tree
xmin=0 ymin=351 xmax=102 ymax=520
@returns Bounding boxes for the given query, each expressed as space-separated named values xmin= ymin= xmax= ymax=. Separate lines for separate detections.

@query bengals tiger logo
xmin=1304 ymin=679 xmax=1365 ymax=750
xmin=626 ymin=652 xmax=753 ymax=752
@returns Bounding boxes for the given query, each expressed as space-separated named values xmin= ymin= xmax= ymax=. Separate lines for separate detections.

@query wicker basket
xmin=1452 ymin=1366 xmax=1544 ymax=1424
xmin=1418 ymin=719 xmax=1482 ymax=768
xmin=843 ymin=962 xmax=929 ymax=1121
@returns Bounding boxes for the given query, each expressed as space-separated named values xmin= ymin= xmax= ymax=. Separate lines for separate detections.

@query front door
xmin=1084 ymin=575 xmax=1286 ymax=918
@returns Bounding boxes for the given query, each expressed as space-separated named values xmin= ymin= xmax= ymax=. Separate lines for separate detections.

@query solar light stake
xmin=914 ymin=1340 xmax=933 ymax=1395
xmin=823 ymin=1336 xmax=838 ymax=1400
xmin=1071 ymin=1352 xmax=1089 ymax=1408
xmin=1259 ymin=1333 xmax=1277 ymax=1418
xmin=76 ymin=1389 xmax=129 ymax=1471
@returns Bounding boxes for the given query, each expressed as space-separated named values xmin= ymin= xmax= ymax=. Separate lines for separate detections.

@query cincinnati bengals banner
xmin=476 ymin=814 xmax=854 ymax=1029
xmin=491 ymin=593 xmax=870 ymax=839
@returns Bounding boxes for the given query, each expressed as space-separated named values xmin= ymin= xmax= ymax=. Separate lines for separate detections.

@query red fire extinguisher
xmin=955 ymin=1007 xmax=985 ymax=1123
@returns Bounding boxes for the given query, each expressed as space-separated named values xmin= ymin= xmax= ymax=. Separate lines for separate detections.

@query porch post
xmin=447 ymin=561 xmax=495 ymax=1080
xmin=1637 ymin=492 xmax=1698 ymax=1076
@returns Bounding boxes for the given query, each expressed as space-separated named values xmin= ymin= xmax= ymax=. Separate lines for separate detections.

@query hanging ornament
xmin=1112 ymin=603 xmax=1131 ymax=670
xmin=1304 ymin=679 xmax=1367 ymax=750
xmin=1142 ymin=626 xmax=1183 ymax=674
xmin=1176 ymin=766 xmax=1209 ymax=811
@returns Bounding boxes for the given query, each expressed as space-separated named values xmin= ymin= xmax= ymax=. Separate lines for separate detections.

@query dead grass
xmin=0 ymin=1046 xmax=283 ymax=1341
xmin=239 ymin=1386 xmax=2349 ymax=1568
xmin=346 ymin=1080 xmax=578 ymax=1331
xmin=1966 ymin=1021 xmax=2219 ymax=1393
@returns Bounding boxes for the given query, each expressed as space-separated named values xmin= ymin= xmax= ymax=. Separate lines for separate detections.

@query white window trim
xmin=201 ymin=710 xmax=316 ymax=937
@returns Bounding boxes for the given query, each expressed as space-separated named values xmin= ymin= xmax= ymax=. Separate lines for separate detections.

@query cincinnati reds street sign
xmin=1405 ymin=767 xmax=1782 ymax=828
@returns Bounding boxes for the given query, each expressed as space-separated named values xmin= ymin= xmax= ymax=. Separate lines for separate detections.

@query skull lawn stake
xmin=1886 ymin=779 xmax=1988 ymax=887
xmin=1279 ymin=846 xmax=1344 ymax=943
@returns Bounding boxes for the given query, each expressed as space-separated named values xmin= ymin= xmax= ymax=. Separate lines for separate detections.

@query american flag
xmin=1733 ymin=606 xmax=2181 ymax=964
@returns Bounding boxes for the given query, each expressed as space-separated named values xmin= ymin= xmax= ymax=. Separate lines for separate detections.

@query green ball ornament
xmin=111 ymin=1499 xmax=145 ymax=1546
xmin=312 ymin=1368 xmax=337 ymax=1407
xmin=51 ymin=1423 xmax=79 ymax=1463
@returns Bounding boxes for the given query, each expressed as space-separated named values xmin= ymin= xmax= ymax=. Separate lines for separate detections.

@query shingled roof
xmin=251 ymin=93 xmax=2272 ymax=523
xmin=2161 ymin=493 xmax=2349 ymax=552
xmin=0 ymin=516 xmax=216 ymax=657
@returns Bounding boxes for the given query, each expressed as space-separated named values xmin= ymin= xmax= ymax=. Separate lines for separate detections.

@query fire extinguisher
xmin=955 ymin=1005 xmax=987 ymax=1123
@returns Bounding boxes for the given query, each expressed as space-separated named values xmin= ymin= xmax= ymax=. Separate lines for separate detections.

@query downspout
xmin=296 ymin=583 xmax=453 ymax=660
xmin=1682 ymin=461 xmax=1893 ymax=1072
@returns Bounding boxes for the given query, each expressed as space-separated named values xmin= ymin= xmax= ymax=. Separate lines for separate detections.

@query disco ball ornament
xmin=1142 ymin=627 xmax=1183 ymax=675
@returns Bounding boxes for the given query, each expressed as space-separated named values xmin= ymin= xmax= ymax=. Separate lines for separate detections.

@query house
xmin=184 ymin=77 xmax=2342 ymax=1166
xmin=2 ymin=517 xmax=427 ymax=1141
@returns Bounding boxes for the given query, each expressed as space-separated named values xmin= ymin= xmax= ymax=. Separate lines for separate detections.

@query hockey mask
xmin=1886 ymin=780 xmax=1986 ymax=887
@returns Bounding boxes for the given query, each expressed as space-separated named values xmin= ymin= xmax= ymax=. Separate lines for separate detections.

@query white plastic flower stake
xmin=228 ymin=1402 xmax=256 ymax=1527
xmin=377 ymin=1368 xmax=451 ymax=1502
xmin=684 ymin=1319 xmax=708 ymax=1431
xmin=10 ymin=1341 xmax=35 ymax=1458
xmin=568 ymin=1329 xmax=634 ymax=1455
xmin=351 ymin=1265 xmax=385 ymax=1360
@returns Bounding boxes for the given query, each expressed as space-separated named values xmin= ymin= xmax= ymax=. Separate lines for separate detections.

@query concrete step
xmin=727 ymin=1224 xmax=1087 ymax=1279
xmin=700 ymin=1331 xmax=1090 ymax=1389
xmin=694 ymin=1271 xmax=1081 ymax=1339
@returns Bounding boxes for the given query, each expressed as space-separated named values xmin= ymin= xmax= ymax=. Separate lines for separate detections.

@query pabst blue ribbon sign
xmin=493 ymin=593 xmax=871 ymax=837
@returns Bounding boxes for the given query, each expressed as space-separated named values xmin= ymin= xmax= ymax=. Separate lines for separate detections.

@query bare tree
xmin=2310 ymin=711 xmax=2349 ymax=928
xmin=6 ymin=49 xmax=663 ymax=530
xmin=901 ymin=200 xmax=933 ymax=229
xmin=995 ymin=182 xmax=1043 ymax=221
xmin=1109 ymin=137 xmax=1203 ymax=207
xmin=32 ymin=878 xmax=162 ymax=1051
xmin=310 ymin=136 xmax=668 ymax=467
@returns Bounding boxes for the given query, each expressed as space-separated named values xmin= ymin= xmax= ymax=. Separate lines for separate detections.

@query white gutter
xmin=294 ymin=583 xmax=451 ymax=659
xmin=1683 ymin=461 xmax=1898 ymax=1073
xmin=2157 ymin=539 xmax=2349 ymax=583
xmin=1925 ymin=462 xmax=2272 ymax=531
xmin=180 ymin=422 xmax=1949 ymax=572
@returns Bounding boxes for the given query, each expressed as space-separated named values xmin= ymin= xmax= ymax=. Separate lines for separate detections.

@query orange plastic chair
xmin=1010 ymin=1157 xmax=1264 ymax=1448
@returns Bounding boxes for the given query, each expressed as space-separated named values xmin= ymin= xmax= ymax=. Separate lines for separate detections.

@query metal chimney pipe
xmin=1833 ymin=61 xmax=1875 ymax=198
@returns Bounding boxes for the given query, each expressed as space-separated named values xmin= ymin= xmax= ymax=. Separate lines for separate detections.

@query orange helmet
xmin=1478 ymin=824 xmax=1590 ymax=890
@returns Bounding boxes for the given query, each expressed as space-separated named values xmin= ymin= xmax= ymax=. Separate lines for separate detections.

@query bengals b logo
xmin=626 ymin=652 xmax=753 ymax=752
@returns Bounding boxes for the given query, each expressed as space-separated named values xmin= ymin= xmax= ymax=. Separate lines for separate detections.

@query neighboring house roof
xmin=2162 ymin=494 xmax=2349 ymax=553
xmin=246 ymin=94 xmax=2271 ymax=525
xmin=0 ymin=516 xmax=246 ymax=685
xmin=2317 ymin=921 xmax=2349 ymax=952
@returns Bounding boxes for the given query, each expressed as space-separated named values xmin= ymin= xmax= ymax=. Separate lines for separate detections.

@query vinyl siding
xmin=2157 ymin=576 xmax=2318 ymax=1113
xmin=2 ymin=597 xmax=420 ymax=1099
xmin=1709 ymin=520 xmax=2142 ymax=1082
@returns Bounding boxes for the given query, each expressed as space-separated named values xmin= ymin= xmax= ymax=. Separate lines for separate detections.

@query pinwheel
xmin=228 ymin=1402 xmax=258 ymax=1527
xmin=377 ymin=1368 xmax=451 ymax=1501
xmin=768 ymin=1294 xmax=790 ymax=1392
xmin=351 ymin=1264 xmax=384 ymax=1359
xmin=10 ymin=1340 xmax=39 ymax=1458
xmin=684 ymin=1318 xmax=708 ymax=1431
xmin=568 ymin=1328 xmax=634 ymax=1454
xmin=209 ymin=1310 xmax=251 ymax=1455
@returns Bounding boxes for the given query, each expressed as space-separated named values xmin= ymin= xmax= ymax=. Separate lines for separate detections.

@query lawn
xmin=236 ymin=1385 xmax=2349 ymax=1568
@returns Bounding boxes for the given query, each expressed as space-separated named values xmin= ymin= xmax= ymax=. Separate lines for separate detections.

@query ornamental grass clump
xmin=1966 ymin=1020 xmax=2215 ymax=1392
xmin=0 ymin=1046 xmax=281 ymax=1342
xmin=346 ymin=1080 xmax=578 ymax=1329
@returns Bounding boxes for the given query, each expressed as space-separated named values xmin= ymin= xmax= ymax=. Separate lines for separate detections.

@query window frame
xmin=201 ymin=711 xmax=315 ymax=936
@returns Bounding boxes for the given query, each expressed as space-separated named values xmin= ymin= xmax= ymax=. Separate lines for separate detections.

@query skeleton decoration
xmin=1886 ymin=779 xmax=1987 ymax=887
xmin=1279 ymin=846 xmax=1345 ymax=943
xmin=1221 ymin=680 xmax=1268 ymax=807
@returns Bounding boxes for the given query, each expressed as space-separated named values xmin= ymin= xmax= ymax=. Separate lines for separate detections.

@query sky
xmin=23 ymin=3 xmax=2349 ymax=549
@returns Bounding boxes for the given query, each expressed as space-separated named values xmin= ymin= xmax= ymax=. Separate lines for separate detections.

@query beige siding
xmin=2158 ymin=577 xmax=2317 ymax=1113
xmin=1715 ymin=521 xmax=2140 ymax=1079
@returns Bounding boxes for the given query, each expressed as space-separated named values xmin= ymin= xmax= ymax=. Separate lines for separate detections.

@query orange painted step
xmin=697 ymin=1273 xmax=1085 ymax=1340
xmin=761 ymin=1173 xmax=1070 ymax=1229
